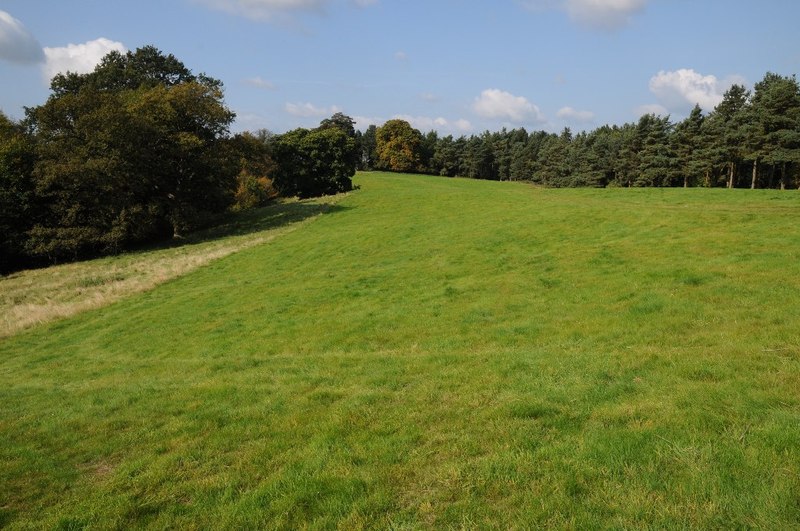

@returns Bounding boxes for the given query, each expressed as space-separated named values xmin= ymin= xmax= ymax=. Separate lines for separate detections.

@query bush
xmin=233 ymin=172 xmax=278 ymax=211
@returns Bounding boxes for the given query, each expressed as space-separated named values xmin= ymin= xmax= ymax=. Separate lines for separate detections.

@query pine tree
xmin=706 ymin=85 xmax=750 ymax=188
xmin=673 ymin=105 xmax=705 ymax=188
xmin=748 ymin=73 xmax=800 ymax=189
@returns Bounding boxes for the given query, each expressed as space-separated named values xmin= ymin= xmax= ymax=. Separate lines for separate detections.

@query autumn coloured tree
xmin=375 ymin=119 xmax=423 ymax=172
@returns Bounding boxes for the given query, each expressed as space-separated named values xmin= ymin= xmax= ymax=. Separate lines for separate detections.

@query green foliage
xmin=432 ymin=134 xmax=461 ymax=176
xmin=673 ymin=105 xmax=708 ymax=187
xmin=399 ymin=71 xmax=798 ymax=190
xmin=230 ymin=130 xmax=277 ymax=211
xmin=49 ymin=45 xmax=196 ymax=95
xmin=318 ymin=111 xmax=356 ymax=138
xmin=536 ymin=129 xmax=571 ymax=185
xmin=636 ymin=114 xmax=676 ymax=186
xmin=357 ymin=124 xmax=378 ymax=170
xmin=272 ymin=118 xmax=357 ymax=198
xmin=23 ymin=46 xmax=237 ymax=262
xmin=747 ymin=73 xmax=800 ymax=188
xmin=705 ymin=84 xmax=750 ymax=188
xmin=461 ymin=133 xmax=495 ymax=179
xmin=0 ymin=112 xmax=36 ymax=272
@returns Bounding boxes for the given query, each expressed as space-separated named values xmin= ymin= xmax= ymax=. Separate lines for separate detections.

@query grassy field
xmin=1 ymin=172 xmax=799 ymax=528
xmin=0 ymin=196 xmax=342 ymax=338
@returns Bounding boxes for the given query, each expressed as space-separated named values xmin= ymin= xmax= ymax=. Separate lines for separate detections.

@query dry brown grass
xmin=0 ymin=196 xmax=341 ymax=338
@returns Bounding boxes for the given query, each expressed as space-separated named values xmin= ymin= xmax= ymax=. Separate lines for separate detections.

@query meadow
xmin=1 ymin=172 xmax=799 ymax=528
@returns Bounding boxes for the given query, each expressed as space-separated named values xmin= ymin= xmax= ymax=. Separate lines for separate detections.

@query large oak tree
xmin=24 ymin=46 xmax=237 ymax=261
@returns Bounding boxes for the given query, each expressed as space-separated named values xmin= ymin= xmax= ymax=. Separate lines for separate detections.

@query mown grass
xmin=1 ymin=172 xmax=799 ymax=528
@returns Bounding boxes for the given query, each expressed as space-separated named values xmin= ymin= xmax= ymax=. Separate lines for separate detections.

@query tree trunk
xmin=751 ymin=159 xmax=758 ymax=189
xmin=683 ymin=173 xmax=688 ymax=188
xmin=727 ymin=162 xmax=735 ymax=189
xmin=780 ymin=162 xmax=786 ymax=190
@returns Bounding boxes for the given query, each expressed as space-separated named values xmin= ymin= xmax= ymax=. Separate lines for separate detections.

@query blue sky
xmin=1 ymin=1 xmax=799 ymax=135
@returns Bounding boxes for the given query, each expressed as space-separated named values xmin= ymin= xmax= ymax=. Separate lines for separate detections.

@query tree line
xmin=0 ymin=46 xmax=357 ymax=273
xmin=2 ymin=46 xmax=798 ymax=273
xmin=360 ymin=72 xmax=800 ymax=190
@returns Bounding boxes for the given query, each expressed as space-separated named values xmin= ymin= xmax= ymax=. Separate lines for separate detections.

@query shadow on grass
xmin=132 ymin=198 xmax=352 ymax=253
xmin=1 ymin=197 xmax=352 ymax=277
xmin=189 ymin=200 xmax=351 ymax=244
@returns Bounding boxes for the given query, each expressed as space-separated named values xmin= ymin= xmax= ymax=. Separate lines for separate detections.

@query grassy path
xmin=0 ymin=196 xmax=342 ymax=338
xmin=1 ymin=173 xmax=799 ymax=528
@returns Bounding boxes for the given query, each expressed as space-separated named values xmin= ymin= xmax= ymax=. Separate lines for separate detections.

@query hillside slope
xmin=1 ymin=173 xmax=799 ymax=528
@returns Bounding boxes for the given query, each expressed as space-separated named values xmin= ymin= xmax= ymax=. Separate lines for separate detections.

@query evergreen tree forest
xmin=365 ymin=74 xmax=800 ymax=191
xmin=1 ymin=43 xmax=798 ymax=274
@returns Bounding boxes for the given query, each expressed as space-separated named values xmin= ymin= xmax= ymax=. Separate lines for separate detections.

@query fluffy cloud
xmin=195 ymin=0 xmax=327 ymax=20
xmin=520 ymin=0 xmax=647 ymax=30
xmin=453 ymin=118 xmax=473 ymax=132
xmin=648 ymin=68 xmax=730 ymax=113
xmin=352 ymin=0 xmax=377 ymax=6
xmin=43 ymin=38 xmax=126 ymax=80
xmin=0 ymin=10 xmax=44 ymax=64
xmin=392 ymin=114 xmax=473 ymax=133
xmin=472 ymin=89 xmax=544 ymax=123
xmin=285 ymin=101 xmax=341 ymax=117
xmin=245 ymin=76 xmax=276 ymax=90
xmin=557 ymin=106 xmax=595 ymax=122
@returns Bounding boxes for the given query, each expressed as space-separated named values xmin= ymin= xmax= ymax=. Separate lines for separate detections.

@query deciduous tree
xmin=0 ymin=112 xmax=36 ymax=272
xmin=272 ymin=121 xmax=356 ymax=198
xmin=375 ymin=119 xmax=423 ymax=173
xmin=24 ymin=46 xmax=237 ymax=261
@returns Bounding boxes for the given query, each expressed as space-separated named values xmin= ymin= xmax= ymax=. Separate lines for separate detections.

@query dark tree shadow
xmin=133 ymin=198 xmax=352 ymax=256
xmin=2 ymin=198 xmax=352 ymax=276
xmin=184 ymin=199 xmax=351 ymax=245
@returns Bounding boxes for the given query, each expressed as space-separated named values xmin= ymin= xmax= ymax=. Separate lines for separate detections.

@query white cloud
xmin=392 ymin=114 xmax=473 ymax=133
xmin=394 ymin=51 xmax=408 ymax=61
xmin=285 ymin=101 xmax=341 ymax=117
xmin=453 ymin=119 xmax=473 ymax=132
xmin=0 ymin=10 xmax=44 ymax=64
xmin=245 ymin=76 xmax=276 ymax=90
xmin=392 ymin=114 xmax=447 ymax=131
xmin=233 ymin=111 xmax=272 ymax=132
xmin=566 ymin=0 xmax=646 ymax=30
xmin=195 ymin=0 xmax=327 ymax=20
xmin=353 ymin=115 xmax=381 ymax=131
xmin=557 ymin=106 xmax=595 ymax=122
xmin=43 ymin=38 xmax=126 ymax=81
xmin=648 ymin=68 xmax=730 ymax=113
xmin=520 ymin=0 xmax=647 ymax=30
xmin=472 ymin=88 xmax=544 ymax=123
xmin=420 ymin=93 xmax=439 ymax=102
xmin=352 ymin=0 xmax=377 ymax=6
xmin=635 ymin=103 xmax=669 ymax=117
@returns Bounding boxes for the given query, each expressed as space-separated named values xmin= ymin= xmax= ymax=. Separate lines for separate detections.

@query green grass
xmin=2 ymin=172 xmax=799 ymax=528
xmin=0 ymin=195 xmax=342 ymax=338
